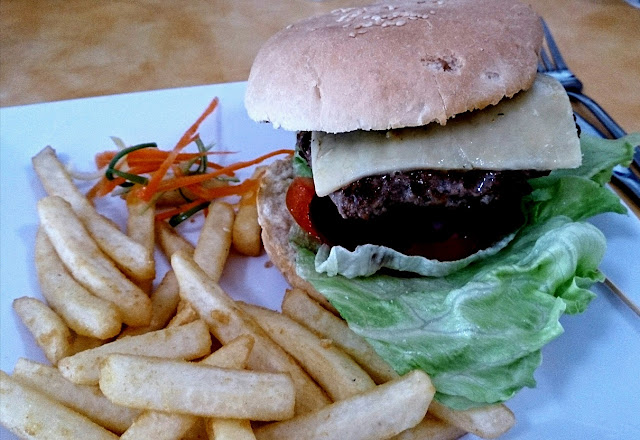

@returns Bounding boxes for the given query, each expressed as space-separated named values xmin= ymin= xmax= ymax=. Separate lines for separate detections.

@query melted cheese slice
xmin=311 ymin=74 xmax=581 ymax=197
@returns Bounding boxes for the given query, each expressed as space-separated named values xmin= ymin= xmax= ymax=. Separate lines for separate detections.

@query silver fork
xmin=537 ymin=19 xmax=640 ymax=206
xmin=537 ymin=19 xmax=626 ymax=138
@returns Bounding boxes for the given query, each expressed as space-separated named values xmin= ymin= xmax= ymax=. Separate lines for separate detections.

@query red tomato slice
xmin=285 ymin=177 xmax=321 ymax=239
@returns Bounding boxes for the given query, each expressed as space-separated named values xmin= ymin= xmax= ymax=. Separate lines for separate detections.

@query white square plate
xmin=1 ymin=82 xmax=639 ymax=439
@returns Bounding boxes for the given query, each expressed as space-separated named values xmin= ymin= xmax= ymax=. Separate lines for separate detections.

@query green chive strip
xmin=178 ymin=188 xmax=194 ymax=203
xmin=179 ymin=136 xmax=213 ymax=175
xmin=105 ymin=142 xmax=157 ymax=181
xmin=214 ymin=176 xmax=241 ymax=182
xmin=194 ymin=136 xmax=209 ymax=174
xmin=109 ymin=169 xmax=149 ymax=185
xmin=168 ymin=202 xmax=210 ymax=227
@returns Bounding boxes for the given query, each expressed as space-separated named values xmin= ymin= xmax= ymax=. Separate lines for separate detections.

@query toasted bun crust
xmin=245 ymin=0 xmax=543 ymax=133
xmin=257 ymin=158 xmax=335 ymax=310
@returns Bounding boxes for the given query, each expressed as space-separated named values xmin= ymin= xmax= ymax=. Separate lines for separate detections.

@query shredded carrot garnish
xmin=125 ymin=164 xmax=166 ymax=176
xmin=98 ymin=149 xmax=233 ymax=167
xmin=86 ymin=178 xmax=107 ymax=200
xmin=95 ymin=151 xmax=115 ymax=169
xmin=87 ymin=176 xmax=121 ymax=199
xmin=154 ymin=149 xmax=293 ymax=194
xmin=128 ymin=149 xmax=228 ymax=161
xmin=140 ymin=97 xmax=220 ymax=201
xmin=86 ymin=96 xmax=291 ymax=226
xmin=155 ymin=199 xmax=208 ymax=222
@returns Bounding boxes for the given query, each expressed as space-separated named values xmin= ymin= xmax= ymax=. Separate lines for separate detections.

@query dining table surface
xmin=1 ymin=0 xmax=639 ymax=132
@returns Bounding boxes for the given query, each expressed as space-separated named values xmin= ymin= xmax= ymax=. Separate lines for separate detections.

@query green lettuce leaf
xmin=293 ymin=133 xmax=637 ymax=409
xmin=544 ymin=133 xmax=638 ymax=183
xmin=314 ymin=232 xmax=515 ymax=279
xmin=292 ymin=149 xmax=313 ymax=178
xmin=525 ymin=133 xmax=637 ymax=223
xmin=297 ymin=217 xmax=604 ymax=408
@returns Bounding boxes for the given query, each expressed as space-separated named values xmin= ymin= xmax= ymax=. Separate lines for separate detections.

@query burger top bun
xmin=244 ymin=0 xmax=543 ymax=133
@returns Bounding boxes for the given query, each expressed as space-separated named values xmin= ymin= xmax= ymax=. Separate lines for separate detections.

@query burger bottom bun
xmin=257 ymin=158 xmax=335 ymax=311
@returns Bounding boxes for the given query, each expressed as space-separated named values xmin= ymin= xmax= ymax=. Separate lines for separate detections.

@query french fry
xmin=193 ymin=200 xmax=235 ymax=282
xmin=126 ymin=192 xmax=156 ymax=294
xmin=32 ymin=146 xmax=154 ymax=283
xmin=232 ymin=201 xmax=261 ymax=256
xmin=181 ymin=419 xmax=209 ymax=440
xmin=172 ymin=250 xmax=331 ymax=415
xmin=241 ymin=301 xmax=376 ymax=401
xmin=13 ymin=296 xmax=73 ymax=365
xmin=391 ymin=413 xmax=466 ymax=440
xmin=203 ymin=335 xmax=256 ymax=440
xmin=254 ymin=370 xmax=435 ymax=440
xmin=120 ymin=411 xmax=198 ymax=440
xmin=99 ymin=354 xmax=296 ymax=421
xmin=0 ymin=371 xmax=119 ymax=440
xmin=429 ymin=401 xmax=515 ymax=439
xmin=119 ymin=270 xmax=181 ymax=337
xmin=281 ymin=288 xmax=397 ymax=384
xmin=200 ymin=334 xmax=254 ymax=369
xmin=155 ymin=219 xmax=195 ymax=258
xmin=167 ymin=202 xmax=235 ymax=330
xmin=69 ymin=333 xmax=105 ymax=355
xmin=173 ymin=201 xmax=235 ymax=330
xmin=58 ymin=319 xmax=212 ymax=385
xmin=206 ymin=419 xmax=256 ymax=440
xmin=232 ymin=167 xmax=264 ymax=257
xmin=35 ymin=228 xmax=122 ymax=339
xmin=120 ymin=335 xmax=254 ymax=440
xmin=37 ymin=195 xmax=152 ymax=327
xmin=126 ymin=192 xmax=156 ymax=253
xmin=12 ymin=358 xmax=141 ymax=434
xmin=167 ymin=298 xmax=200 ymax=327
xmin=163 ymin=202 xmax=235 ymax=330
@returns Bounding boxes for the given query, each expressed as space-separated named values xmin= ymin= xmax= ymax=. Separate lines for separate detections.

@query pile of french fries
xmin=1 ymin=145 xmax=516 ymax=439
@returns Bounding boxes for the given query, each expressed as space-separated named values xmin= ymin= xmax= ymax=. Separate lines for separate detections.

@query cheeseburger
xmin=244 ymin=0 xmax=632 ymax=411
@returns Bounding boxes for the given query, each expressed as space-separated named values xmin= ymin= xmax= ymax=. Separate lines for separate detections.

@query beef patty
xmin=297 ymin=131 xmax=544 ymax=221
xmin=296 ymin=131 xmax=544 ymax=260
